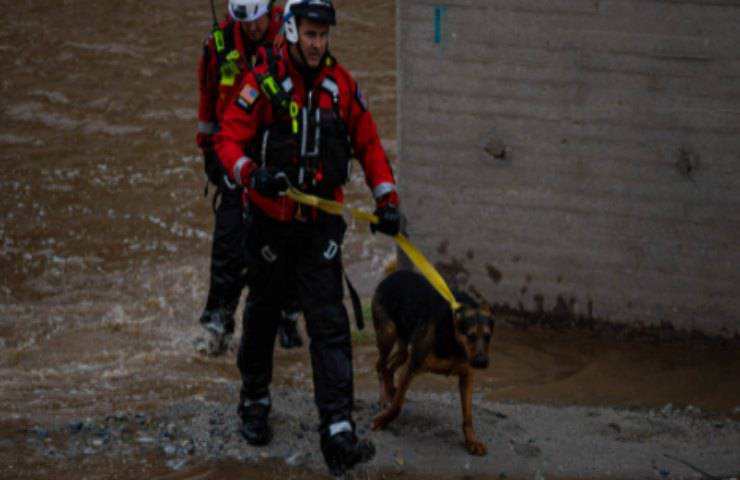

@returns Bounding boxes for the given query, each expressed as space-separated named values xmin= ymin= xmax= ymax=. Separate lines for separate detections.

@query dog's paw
xmin=371 ymin=415 xmax=387 ymax=431
xmin=465 ymin=438 xmax=487 ymax=456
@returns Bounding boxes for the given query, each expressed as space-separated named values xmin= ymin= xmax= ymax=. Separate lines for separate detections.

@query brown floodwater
xmin=1 ymin=1 xmax=739 ymax=479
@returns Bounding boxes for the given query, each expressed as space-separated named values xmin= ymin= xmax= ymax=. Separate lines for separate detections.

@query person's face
xmin=297 ymin=18 xmax=329 ymax=68
xmin=242 ymin=15 xmax=270 ymax=43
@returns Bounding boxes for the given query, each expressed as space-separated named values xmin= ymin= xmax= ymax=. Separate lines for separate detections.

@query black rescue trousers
xmin=238 ymin=207 xmax=352 ymax=430
xmin=202 ymin=150 xmax=246 ymax=330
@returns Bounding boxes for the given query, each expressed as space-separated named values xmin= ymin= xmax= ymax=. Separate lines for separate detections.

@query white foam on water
xmin=6 ymin=102 xmax=80 ymax=130
xmin=144 ymin=215 xmax=210 ymax=241
xmin=63 ymin=41 xmax=144 ymax=58
xmin=31 ymin=90 xmax=71 ymax=104
xmin=0 ymin=133 xmax=44 ymax=146
xmin=82 ymin=120 xmax=144 ymax=136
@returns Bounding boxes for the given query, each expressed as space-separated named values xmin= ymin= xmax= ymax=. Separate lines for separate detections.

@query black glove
xmin=251 ymin=168 xmax=288 ymax=198
xmin=371 ymin=204 xmax=401 ymax=236
xmin=203 ymin=149 xmax=222 ymax=185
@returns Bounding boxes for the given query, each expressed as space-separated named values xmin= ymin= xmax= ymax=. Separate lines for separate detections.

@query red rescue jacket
xmin=215 ymin=45 xmax=398 ymax=222
xmin=196 ymin=7 xmax=284 ymax=150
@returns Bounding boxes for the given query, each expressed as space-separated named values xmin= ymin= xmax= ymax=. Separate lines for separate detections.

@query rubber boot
xmin=320 ymin=427 xmax=375 ymax=477
xmin=194 ymin=308 xmax=234 ymax=356
xmin=238 ymin=398 xmax=272 ymax=446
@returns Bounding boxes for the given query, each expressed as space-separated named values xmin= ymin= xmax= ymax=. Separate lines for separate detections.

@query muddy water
xmin=1 ymin=0 xmax=739 ymax=479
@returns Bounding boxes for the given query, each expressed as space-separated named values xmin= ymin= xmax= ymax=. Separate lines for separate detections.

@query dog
xmin=370 ymin=269 xmax=495 ymax=455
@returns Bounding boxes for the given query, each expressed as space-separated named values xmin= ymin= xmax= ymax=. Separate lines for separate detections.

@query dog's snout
xmin=471 ymin=354 xmax=489 ymax=369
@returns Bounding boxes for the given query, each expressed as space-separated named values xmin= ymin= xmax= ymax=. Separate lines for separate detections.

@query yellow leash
xmin=286 ymin=187 xmax=462 ymax=312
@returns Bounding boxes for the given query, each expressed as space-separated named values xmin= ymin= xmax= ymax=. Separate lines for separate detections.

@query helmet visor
xmin=292 ymin=0 xmax=336 ymax=25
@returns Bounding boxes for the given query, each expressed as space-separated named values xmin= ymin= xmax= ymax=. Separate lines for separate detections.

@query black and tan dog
xmin=370 ymin=269 xmax=495 ymax=455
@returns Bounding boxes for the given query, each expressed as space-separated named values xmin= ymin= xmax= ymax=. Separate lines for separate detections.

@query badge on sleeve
xmin=355 ymin=82 xmax=368 ymax=111
xmin=237 ymin=84 xmax=260 ymax=113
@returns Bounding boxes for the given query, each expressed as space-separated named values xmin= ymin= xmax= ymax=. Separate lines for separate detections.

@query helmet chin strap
xmin=293 ymin=42 xmax=329 ymax=71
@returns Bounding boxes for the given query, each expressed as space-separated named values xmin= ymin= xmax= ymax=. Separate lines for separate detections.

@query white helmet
xmin=283 ymin=0 xmax=336 ymax=44
xmin=228 ymin=0 xmax=271 ymax=22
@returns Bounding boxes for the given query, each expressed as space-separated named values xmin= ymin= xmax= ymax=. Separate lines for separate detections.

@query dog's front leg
xmin=459 ymin=367 xmax=486 ymax=455
xmin=372 ymin=363 xmax=416 ymax=431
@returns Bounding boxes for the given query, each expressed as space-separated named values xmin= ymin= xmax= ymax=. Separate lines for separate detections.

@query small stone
xmin=285 ymin=451 xmax=303 ymax=466
xmin=68 ymin=420 xmax=84 ymax=434
xmin=32 ymin=426 xmax=49 ymax=439
xmin=92 ymin=438 xmax=104 ymax=447
xmin=137 ymin=435 xmax=156 ymax=444
xmin=163 ymin=444 xmax=177 ymax=456
xmin=82 ymin=447 xmax=96 ymax=455
xmin=660 ymin=403 xmax=673 ymax=416
xmin=685 ymin=405 xmax=702 ymax=416
xmin=166 ymin=458 xmax=188 ymax=471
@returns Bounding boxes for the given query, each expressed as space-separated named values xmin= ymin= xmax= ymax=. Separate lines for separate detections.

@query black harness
xmin=251 ymin=51 xmax=352 ymax=197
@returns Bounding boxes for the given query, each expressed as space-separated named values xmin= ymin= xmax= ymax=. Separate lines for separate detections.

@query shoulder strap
xmin=215 ymin=20 xmax=237 ymax=67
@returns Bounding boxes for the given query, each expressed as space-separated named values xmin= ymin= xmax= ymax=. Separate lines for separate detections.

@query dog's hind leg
xmin=376 ymin=340 xmax=399 ymax=408
xmin=372 ymin=299 xmax=400 ymax=408
xmin=379 ymin=343 xmax=408 ymax=406
xmin=459 ymin=367 xmax=486 ymax=455
xmin=371 ymin=360 xmax=417 ymax=431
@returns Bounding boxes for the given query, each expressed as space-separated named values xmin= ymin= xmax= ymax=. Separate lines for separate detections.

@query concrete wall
xmin=397 ymin=0 xmax=740 ymax=336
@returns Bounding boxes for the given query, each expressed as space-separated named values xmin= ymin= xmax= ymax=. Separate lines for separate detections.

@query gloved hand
xmin=251 ymin=168 xmax=288 ymax=197
xmin=196 ymin=132 xmax=214 ymax=150
xmin=371 ymin=204 xmax=401 ymax=237
xmin=202 ymin=149 xmax=222 ymax=185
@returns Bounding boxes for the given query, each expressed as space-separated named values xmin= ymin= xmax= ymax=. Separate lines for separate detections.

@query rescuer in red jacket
xmin=195 ymin=0 xmax=303 ymax=355
xmin=214 ymin=0 xmax=400 ymax=475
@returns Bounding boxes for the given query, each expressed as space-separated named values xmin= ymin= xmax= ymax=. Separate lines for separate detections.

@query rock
xmin=68 ymin=420 xmax=84 ymax=434
xmin=31 ymin=426 xmax=49 ymax=439
xmin=660 ymin=403 xmax=673 ymax=416
xmin=137 ymin=435 xmax=156 ymax=444
xmin=163 ymin=444 xmax=177 ymax=456
xmin=166 ymin=458 xmax=188 ymax=471
xmin=92 ymin=438 xmax=104 ymax=447
xmin=685 ymin=405 xmax=702 ymax=416
xmin=286 ymin=451 xmax=304 ymax=466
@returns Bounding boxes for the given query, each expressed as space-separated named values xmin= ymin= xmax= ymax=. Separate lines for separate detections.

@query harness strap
xmin=344 ymin=272 xmax=364 ymax=330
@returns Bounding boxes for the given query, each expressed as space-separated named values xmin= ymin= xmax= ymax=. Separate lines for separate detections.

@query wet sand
xmin=1 ymin=0 xmax=739 ymax=479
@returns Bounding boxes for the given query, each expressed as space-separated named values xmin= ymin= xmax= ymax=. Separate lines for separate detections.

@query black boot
xmin=238 ymin=399 xmax=272 ymax=446
xmin=320 ymin=427 xmax=375 ymax=477
xmin=194 ymin=308 xmax=234 ymax=356
xmin=278 ymin=310 xmax=303 ymax=349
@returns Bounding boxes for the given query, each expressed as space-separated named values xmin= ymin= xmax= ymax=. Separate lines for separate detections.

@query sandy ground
xmin=6 ymin=383 xmax=740 ymax=480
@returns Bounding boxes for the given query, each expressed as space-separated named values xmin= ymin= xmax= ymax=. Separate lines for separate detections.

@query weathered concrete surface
xmin=397 ymin=1 xmax=740 ymax=336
